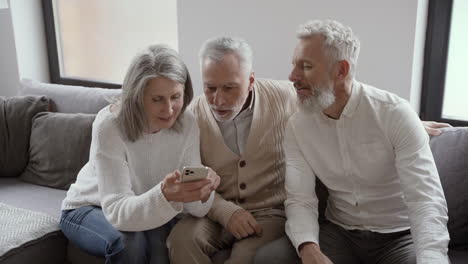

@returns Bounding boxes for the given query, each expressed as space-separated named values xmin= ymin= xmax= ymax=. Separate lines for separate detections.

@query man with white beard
xmin=256 ymin=20 xmax=450 ymax=264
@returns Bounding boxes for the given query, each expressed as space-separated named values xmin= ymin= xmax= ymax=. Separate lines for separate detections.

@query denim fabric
xmin=60 ymin=205 xmax=176 ymax=264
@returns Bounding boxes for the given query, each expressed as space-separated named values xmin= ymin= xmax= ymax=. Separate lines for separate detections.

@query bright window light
xmin=53 ymin=0 xmax=178 ymax=84
xmin=442 ymin=0 xmax=468 ymax=121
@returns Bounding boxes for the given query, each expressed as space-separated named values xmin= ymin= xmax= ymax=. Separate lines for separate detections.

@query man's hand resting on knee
xmin=299 ymin=242 xmax=333 ymax=264
xmin=227 ymin=209 xmax=263 ymax=239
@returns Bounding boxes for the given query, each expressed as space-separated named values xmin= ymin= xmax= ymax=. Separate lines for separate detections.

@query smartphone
xmin=182 ymin=166 xmax=209 ymax=183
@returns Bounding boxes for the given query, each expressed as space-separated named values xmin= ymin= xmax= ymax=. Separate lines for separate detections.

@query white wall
xmin=10 ymin=0 xmax=50 ymax=83
xmin=0 ymin=0 xmax=49 ymax=97
xmin=410 ymin=0 xmax=428 ymax=112
xmin=178 ymin=0 xmax=425 ymax=111
xmin=1 ymin=1 xmax=427 ymax=110
xmin=0 ymin=4 xmax=20 ymax=97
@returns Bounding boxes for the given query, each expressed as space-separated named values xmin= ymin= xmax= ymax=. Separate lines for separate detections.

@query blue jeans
xmin=60 ymin=205 xmax=176 ymax=264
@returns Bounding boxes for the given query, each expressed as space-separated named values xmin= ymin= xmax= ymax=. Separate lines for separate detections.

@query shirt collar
xmin=245 ymin=87 xmax=255 ymax=111
xmin=341 ymin=80 xmax=361 ymax=118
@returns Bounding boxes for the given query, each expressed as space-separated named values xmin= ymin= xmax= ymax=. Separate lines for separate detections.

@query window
xmin=421 ymin=0 xmax=468 ymax=126
xmin=42 ymin=0 xmax=178 ymax=88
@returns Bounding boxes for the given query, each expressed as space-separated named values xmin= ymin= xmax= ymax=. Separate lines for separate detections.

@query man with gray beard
xmin=167 ymin=36 xmax=297 ymax=264
xmin=256 ymin=20 xmax=450 ymax=264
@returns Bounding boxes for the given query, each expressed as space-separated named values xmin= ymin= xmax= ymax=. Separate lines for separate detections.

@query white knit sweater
xmin=61 ymin=105 xmax=214 ymax=231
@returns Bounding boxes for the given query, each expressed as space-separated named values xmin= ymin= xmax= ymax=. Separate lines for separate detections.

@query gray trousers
xmin=168 ymin=209 xmax=286 ymax=264
xmin=254 ymin=221 xmax=415 ymax=264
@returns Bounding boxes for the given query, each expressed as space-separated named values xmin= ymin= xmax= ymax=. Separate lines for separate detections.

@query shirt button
xmin=240 ymin=183 xmax=246 ymax=190
xmin=238 ymin=198 xmax=246 ymax=203
xmin=239 ymin=160 xmax=246 ymax=167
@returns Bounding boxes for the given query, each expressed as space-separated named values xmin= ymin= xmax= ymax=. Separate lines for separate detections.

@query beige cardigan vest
xmin=190 ymin=79 xmax=297 ymax=227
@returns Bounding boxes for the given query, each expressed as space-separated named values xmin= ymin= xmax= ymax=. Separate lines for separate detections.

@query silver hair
xmin=297 ymin=20 xmax=360 ymax=77
xmin=117 ymin=44 xmax=193 ymax=142
xmin=199 ymin=36 xmax=253 ymax=76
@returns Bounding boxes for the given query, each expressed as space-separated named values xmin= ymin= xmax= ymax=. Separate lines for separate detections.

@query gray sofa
xmin=0 ymin=80 xmax=119 ymax=264
xmin=0 ymin=79 xmax=467 ymax=264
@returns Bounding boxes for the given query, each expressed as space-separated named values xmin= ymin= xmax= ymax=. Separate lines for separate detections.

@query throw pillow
xmin=19 ymin=112 xmax=96 ymax=190
xmin=0 ymin=96 xmax=51 ymax=177
xmin=430 ymin=127 xmax=468 ymax=249
xmin=19 ymin=79 xmax=121 ymax=114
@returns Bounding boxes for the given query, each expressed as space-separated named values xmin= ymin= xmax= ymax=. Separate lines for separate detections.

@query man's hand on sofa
xmin=299 ymin=242 xmax=333 ymax=264
xmin=227 ymin=209 xmax=262 ymax=239
xmin=422 ymin=121 xmax=451 ymax=136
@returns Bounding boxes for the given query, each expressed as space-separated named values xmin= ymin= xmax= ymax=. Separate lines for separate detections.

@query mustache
xmin=293 ymin=82 xmax=318 ymax=96
xmin=293 ymin=81 xmax=303 ymax=89
xmin=293 ymin=81 xmax=311 ymax=90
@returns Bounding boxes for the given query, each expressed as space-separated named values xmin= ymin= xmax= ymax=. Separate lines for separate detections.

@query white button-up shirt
xmin=284 ymin=81 xmax=450 ymax=263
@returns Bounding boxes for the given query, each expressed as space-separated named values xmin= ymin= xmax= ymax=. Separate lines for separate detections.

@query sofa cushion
xmin=0 ymin=231 xmax=67 ymax=264
xmin=19 ymin=112 xmax=95 ymax=190
xmin=449 ymin=249 xmax=468 ymax=264
xmin=0 ymin=202 xmax=60 ymax=258
xmin=0 ymin=96 xmax=51 ymax=178
xmin=0 ymin=178 xmax=66 ymax=219
xmin=67 ymin=242 xmax=105 ymax=264
xmin=430 ymin=127 xmax=468 ymax=249
xmin=19 ymin=79 xmax=120 ymax=114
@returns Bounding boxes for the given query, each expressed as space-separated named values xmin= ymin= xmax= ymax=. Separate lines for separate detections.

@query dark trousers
xmin=60 ymin=205 xmax=177 ymax=264
xmin=255 ymin=221 xmax=415 ymax=264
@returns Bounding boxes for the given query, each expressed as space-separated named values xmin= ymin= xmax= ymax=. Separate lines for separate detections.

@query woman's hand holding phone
xmin=203 ymin=168 xmax=221 ymax=202
xmin=161 ymin=170 xmax=211 ymax=203
xmin=161 ymin=167 xmax=220 ymax=203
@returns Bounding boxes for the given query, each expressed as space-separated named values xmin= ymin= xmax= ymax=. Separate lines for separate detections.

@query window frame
xmin=420 ymin=0 xmax=467 ymax=126
xmin=42 ymin=0 xmax=121 ymax=89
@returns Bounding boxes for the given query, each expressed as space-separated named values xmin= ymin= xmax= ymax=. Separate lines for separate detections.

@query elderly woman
xmin=60 ymin=44 xmax=220 ymax=264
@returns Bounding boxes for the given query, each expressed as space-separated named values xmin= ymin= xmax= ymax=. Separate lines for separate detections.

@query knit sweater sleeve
xmin=181 ymin=112 xmax=214 ymax=217
xmin=92 ymin=117 xmax=181 ymax=231
xmin=207 ymin=193 xmax=243 ymax=227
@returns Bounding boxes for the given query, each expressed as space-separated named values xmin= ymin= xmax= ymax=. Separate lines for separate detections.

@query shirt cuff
xmin=204 ymin=191 xmax=215 ymax=205
xmin=208 ymin=198 xmax=243 ymax=228
xmin=417 ymin=250 xmax=450 ymax=264
xmin=183 ymin=191 xmax=215 ymax=217
xmin=288 ymin=232 xmax=319 ymax=256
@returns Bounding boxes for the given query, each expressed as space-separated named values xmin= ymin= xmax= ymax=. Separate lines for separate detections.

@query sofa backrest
xmin=0 ymin=96 xmax=51 ymax=177
xmin=18 ymin=79 xmax=121 ymax=114
xmin=430 ymin=127 xmax=468 ymax=249
xmin=13 ymin=79 xmax=120 ymax=189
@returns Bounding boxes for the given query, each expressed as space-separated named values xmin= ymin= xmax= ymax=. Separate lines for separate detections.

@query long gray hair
xmin=117 ymin=44 xmax=193 ymax=142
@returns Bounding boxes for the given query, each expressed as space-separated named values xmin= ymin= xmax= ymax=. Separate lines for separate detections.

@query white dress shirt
xmin=218 ymin=90 xmax=255 ymax=155
xmin=284 ymin=81 xmax=450 ymax=263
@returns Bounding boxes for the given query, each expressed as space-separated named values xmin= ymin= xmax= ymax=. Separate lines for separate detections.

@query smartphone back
xmin=182 ymin=166 xmax=209 ymax=182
